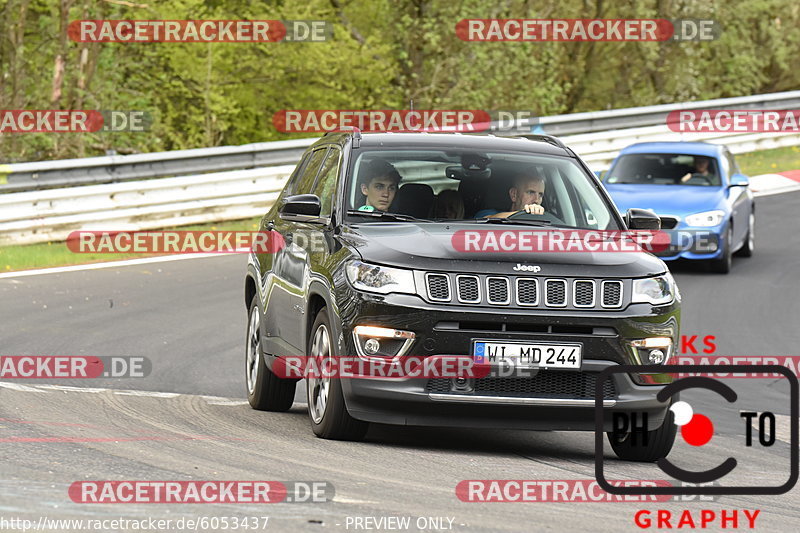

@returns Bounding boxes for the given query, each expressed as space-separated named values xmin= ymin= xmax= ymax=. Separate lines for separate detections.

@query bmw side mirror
xmin=728 ymin=173 xmax=750 ymax=188
xmin=626 ymin=208 xmax=661 ymax=230
xmin=280 ymin=194 xmax=322 ymax=221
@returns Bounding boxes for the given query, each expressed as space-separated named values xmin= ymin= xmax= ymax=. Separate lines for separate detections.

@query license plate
xmin=473 ymin=340 xmax=582 ymax=369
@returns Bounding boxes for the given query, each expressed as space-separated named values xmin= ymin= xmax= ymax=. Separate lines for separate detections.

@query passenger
xmin=358 ymin=159 xmax=402 ymax=211
xmin=432 ymin=189 xmax=465 ymax=219
xmin=475 ymin=173 xmax=546 ymax=218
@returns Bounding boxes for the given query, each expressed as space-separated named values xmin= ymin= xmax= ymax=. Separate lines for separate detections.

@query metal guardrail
xmin=0 ymin=138 xmax=316 ymax=193
xmin=2 ymin=90 xmax=800 ymax=193
xmin=2 ymin=91 xmax=799 ymax=245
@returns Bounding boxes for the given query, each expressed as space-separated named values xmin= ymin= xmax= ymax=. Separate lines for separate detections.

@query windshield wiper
xmin=346 ymin=209 xmax=431 ymax=223
xmin=474 ymin=217 xmax=552 ymax=226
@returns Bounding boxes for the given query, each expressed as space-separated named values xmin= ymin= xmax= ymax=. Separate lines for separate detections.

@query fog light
xmin=629 ymin=337 xmax=673 ymax=365
xmin=364 ymin=338 xmax=380 ymax=355
xmin=648 ymin=349 xmax=665 ymax=364
xmin=353 ymin=325 xmax=416 ymax=359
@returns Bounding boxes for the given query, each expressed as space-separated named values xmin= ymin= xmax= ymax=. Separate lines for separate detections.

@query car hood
xmin=604 ymin=183 xmax=726 ymax=217
xmin=340 ymin=222 xmax=666 ymax=278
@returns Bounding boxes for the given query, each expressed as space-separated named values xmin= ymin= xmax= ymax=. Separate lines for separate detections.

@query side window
xmin=280 ymin=151 xmax=311 ymax=199
xmin=725 ymin=150 xmax=740 ymax=175
xmin=293 ymin=148 xmax=328 ymax=194
xmin=719 ymin=152 xmax=730 ymax=178
xmin=313 ymin=146 xmax=343 ymax=217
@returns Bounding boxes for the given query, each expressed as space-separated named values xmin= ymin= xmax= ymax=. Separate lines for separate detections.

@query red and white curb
xmin=750 ymin=170 xmax=800 ymax=197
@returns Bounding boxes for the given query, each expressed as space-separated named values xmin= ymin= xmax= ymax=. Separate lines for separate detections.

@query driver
xmin=680 ymin=156 xmax=712 ymax=183
xmin=358 ymin=159 xmax=402 ymax=211
xmin=475 ymin=173 xmax=546 ymax=218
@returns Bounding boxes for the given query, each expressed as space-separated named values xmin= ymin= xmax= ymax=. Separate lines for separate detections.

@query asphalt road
xmin=1 ymin=190 xmax=799 ymax=532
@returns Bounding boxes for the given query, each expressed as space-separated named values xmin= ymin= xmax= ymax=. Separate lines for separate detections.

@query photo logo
xmin=595 ymin=365 xmax=798 ymax=495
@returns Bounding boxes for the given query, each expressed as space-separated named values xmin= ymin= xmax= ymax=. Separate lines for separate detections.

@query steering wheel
xmin=687 ymin=173 xmax=713 ymax=185
xmin=507 ymin=209 xmax=565 ymax=225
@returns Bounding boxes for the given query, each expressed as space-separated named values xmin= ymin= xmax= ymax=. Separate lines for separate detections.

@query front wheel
xmin=708 ymin=224 xmax=732 ymax=274
xmin=306 ymin=307 xmax=368 ymax=440
xmin=735 ymin=212 xmax=755 ymax=257
xmin=607 ymin=407 xmax=677 ymax=462
xmin=246 ymin=296 xmax=296 ymax=411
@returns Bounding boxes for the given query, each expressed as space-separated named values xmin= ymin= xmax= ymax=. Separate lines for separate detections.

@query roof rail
xmin=325 ymin=127 xmax=362 ymax=147
xmin=522 ymin=134 xmax=567 ymax=149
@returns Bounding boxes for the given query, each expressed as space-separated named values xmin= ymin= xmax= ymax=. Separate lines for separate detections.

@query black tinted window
xmin=293 ymin=148 xmax=328 ymax=194
xmin=313 ymin=147 xmax=342 ymax=217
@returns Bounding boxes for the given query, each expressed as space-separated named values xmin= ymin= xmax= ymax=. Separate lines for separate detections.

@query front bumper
xmin=335 ymin=291 xmax=679 ymax=431
xmin=655 ymin=226 xmax=724 ymax=261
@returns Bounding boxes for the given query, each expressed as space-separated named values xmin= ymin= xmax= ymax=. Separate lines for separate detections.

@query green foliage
xmin=1 ymin=0 xmax=798 ymax=161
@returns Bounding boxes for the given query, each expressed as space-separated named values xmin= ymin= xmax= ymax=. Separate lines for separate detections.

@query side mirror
xmin=728 ymin=173 xmax=750 ymax=188
xmin=280 ymin=194 xmax=322 ymax=220
xmin=626 ymin=208 xmax=661 ymax=230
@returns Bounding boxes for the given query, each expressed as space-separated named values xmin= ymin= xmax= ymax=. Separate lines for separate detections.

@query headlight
xmin=631 ymin=273 xmax=677 ymax=305
xmin=345 ymin=260 xmax=416 ymax=295
xmin=685 ymin=210 xmax=725 ymax=227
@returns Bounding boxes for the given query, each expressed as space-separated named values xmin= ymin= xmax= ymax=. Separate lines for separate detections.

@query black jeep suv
xmin=244 ymin=131 xmax=680 ymax=461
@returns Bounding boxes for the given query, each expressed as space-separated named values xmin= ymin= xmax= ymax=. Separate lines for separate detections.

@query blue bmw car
xmin=603 ymin=142 xmax=754 ymax=273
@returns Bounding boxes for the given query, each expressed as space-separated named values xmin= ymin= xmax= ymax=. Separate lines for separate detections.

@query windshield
xmin=605 ymin=153 xmax=721 ymax=186
xmin=345 ymin=148 xmax=620 ymax=230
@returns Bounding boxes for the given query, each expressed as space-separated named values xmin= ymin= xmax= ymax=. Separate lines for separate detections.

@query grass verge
xmin=736 ymin=144 xmax=800 ymax=177
xmin=0 ymin=217 xmax=262 ymax=273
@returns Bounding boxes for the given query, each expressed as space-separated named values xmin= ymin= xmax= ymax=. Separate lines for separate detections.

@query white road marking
xmin=35 ymin=384 xmax=106 ymax=393
xmin=0 ymin=252 xmax=236 ymax=279
xmin=0 ymin=382 xmax=50 ymax=392
xmin=114 ymin=390 xmax=180 ymax=398
xmin=0 ymin=382 xmax=252 ymax=406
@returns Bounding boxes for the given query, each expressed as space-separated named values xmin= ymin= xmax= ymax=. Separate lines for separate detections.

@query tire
xmin=735 ymin=212 xmax=754 ymax=258
xmin=709 ymin=224 xmax=732 ymax=274
xmin=306 ymin=307 xmax=368 ymax=440
xmin=607 ymin=406 xmax=677 ymax=462
xmin=246 ymin=296 xmax=295 ymax=411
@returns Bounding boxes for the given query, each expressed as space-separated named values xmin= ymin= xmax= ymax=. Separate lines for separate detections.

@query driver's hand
xmin=680 ymin=173 xmax=691 ymax=183
xmin=522 ymin=204 xmax=545 ymax=215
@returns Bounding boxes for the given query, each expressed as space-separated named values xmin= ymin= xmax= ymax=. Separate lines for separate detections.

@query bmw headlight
xmin=345 ymin=260 xmax=416 ymax=295
xmin=632 ymin=272 xmax=677 ymax=305
xmin=685 ymin=210 xmax=725 ymax=227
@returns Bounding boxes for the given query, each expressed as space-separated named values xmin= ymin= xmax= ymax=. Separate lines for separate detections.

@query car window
xmin=313 ymin=146 xmax=342 ymax=217
xmin=293 ymin=147 xmax=328 ymax=194
xmin=345 ymin=148 xmax=620 ymax=230
xmin=724 ymin=149 xmax=740 ymax=175
xmin=605 ymin=153 xmax=721 ymax=186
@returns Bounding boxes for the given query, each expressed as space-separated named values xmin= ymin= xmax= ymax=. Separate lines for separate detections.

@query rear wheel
xmin=246 ymin=296 xmax=295 ymax=411
xmin=709 ymin=224 xmax=732 ymax=274
xmin=607 ymin=407 xmax=677 ymax=462
xmin=735 ymin=212 xmax=755 ymax=257
xmin=306 ymin=307 xmax=368 ymax=440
